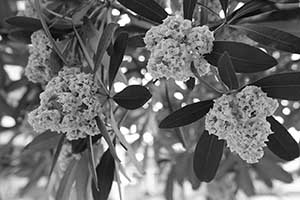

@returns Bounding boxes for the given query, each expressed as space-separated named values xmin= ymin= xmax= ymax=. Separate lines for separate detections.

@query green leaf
xmin=217 ymin=51 xmax=239 ymax=90
xmin=183 ymin=0 xmax=197 ymax=20
xmin=118 ymin=0 xmax=168 ymax=23
xmin=94 ymin=23 xmax=119 ymax=73
xmin=219 ymin=0 xmax=228 ymax=14
xmin=266 ymin=116 xmax=300 ymax=161
xmin=75 ymin=154 xmax=90 ymax=200
xmin=24 ymin=131 xmax=60 ymax=152
xmin=232 ymin=24 xmax=300 ymax=53
xmin=72 ymin=2 xmax=93 ymax=24
xmin=253 ymin=163 xmax=273 ymax=187
xmin=159 ymin=100 xmax=213 ymax=128
xmin=205 ymin=41 xmax=277 ymax=73
xmin=109 ymin=32 xmax=129 ymax=88
xmin=113 ymin=85 xmax=152 ymax=110
xmin=71 ymin=135 xmax=102 ymax=154
xmin=5 ymin=16 xmax=42 ymax=31
xmin=164 ymin=166 xmax=175 ymax=200
xmin=128 ymin=34 xmax=146 ymax=48
xmin=8 ymin=29 xmax=32 ymax=44
xmin=48 ymin=134 xmax=65 ymax=179
xmin=87 ymin=136 xmax=99 ymax=191
xmin=252 ymin=72 xmax=300 ymax=100
xmin=185 ymin=77 xmax=195 ymax=90
xmin=92 ymin=149 xmax=115 ymax=200
xmin=56 ymin=159 xmax=79 ymax=200
xmin=236 ymin=163 xmax=255 ymax=196
xmin=193 ymin=131 xmax=225 ymax=182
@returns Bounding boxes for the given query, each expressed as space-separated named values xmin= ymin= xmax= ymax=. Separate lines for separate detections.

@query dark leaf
xmin=217 ymin=51 xmax=239 ymax=90
xmin=185 ymin=77 xmax=195 ymax=90
xmin=127 ymin=34 xmax=146 ymax=48
xmin=118 ymin=0 xmax=168 ymax=23
xmin=24 ymin=131 xmax=60 ymax=152
xmin=193 ymin=131 xmax=224 ymax=182
xmin=8 ymin=29 xmax=32 ymax=44
xmin=94 ymin=23 xmax=119 ymax=73
xmin=113 ymin=85 xmax=152 ymax=110
xmin=87 ymin=136 xmax=99 ymax=190
xmin=183 ymin=0 xmax=197 ymax=20
xmin=159 ymin=100 xmax=213 ymax=128
xmin=56 ymin=159 xmax=79 ymax=200
xmin=253 ymin=163 xmax=273 ymax=187
xmin=71 ymin=135 xmax=102 ymax=154
xmin=219 ymin=0 xmax=228 ymax=14
xmin=266 ymin=116 xmax=300 ymax=161
xmin=5 ymin=16 xmax=42 ymax=31
xmin=236 ymin=163 xmax=255 ymax=196
xmin=252 ymin=72 xmax=300 ymax=100
xmin=205 ymin=41 xmax=277 ymax=73
xmin=48 ymin=134 xmax=65 ymax=179
xmin=92 ymin=150 xmax=115 ymax=200
xmin=109 ymin=32 xmax=129 ymax=88
xmin=232 ymin=24 xmax=300 ymax=53
xmin=164 ymin=166 xmax=175 ymax=200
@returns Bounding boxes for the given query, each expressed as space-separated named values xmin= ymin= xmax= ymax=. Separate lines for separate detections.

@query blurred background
xmin=0 ymin=0 xmax=300 ymax=199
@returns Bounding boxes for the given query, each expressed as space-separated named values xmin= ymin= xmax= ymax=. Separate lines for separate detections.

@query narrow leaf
xmin=117 ymin=0 xmax=168 ymax=23
xmin=205 ymin=41 xmax=277 ymax=73
xmin=48 ymin=134 xmax=65 ymax=180
xmin=94 ymin=23 xmax=119 ymax=73
xmin=193 ymin=131 xmax=225 ymax=182
xmin=183 ymin=0 xmax=197 ymax=20
xmin=109 ymin=32 xmax=129 ymax=88
xmin=266 ymin=116 xmax=300 ymax=161
xmin=24 ymin=131 xmax=60 ymax=152
xmin=232 ymin=24 xmax=300 ymax=53
xmin=252 ymin=72 xmax=300 ymax=100
xmin=5 ymin=16 xmax=42 ymax=31
xmin=127 ymin=34 xmax=146 ymax=48
xmin=72 ymin=3 xmax=93 ymax=24
xmin=113 ymin=85 xmax=152 ymax=110
xmin=217 ymin=51 xmax=239 ymax=90
xmin=236 ymin=163 xmax=255 ymax=196
xmin=92 ymin=149 xmax=115 ymax=200
xmin=75 ymin=154 xmax=90 ymax=200
xmin=159 ymin=100 xmax=213 ymax=128
xmin=87 ymin=136 xmax=99 ymax=191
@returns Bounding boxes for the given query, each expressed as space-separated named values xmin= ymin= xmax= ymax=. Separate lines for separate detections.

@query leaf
xmin=219 ymin=0 xmax=228 ymax=14
xmin=183 ymin=0 xmax=197 ymax=20
xmin=256 ymin=159 xmax=293 ymax=183
xmin=94 ymin=23 xmax=119 ymax=73
xmin=217 ymin=51 xmax=239 ymax=90
xmin=113 ymin=85 xmax=152 ymax=110
xmin=253 ymin=163 xmax=273 ymax=187
xmin=48 ymin=134 xmax=65 ymax=179
xmin=185 ymin=77 xmax=195 ymax=90
xmin=92 ymin=150 xmax=115 ymax=200
xmin=24 ymin=131 xmax=61 ymax=152
xmin=266 ymin=116 xmax=300 ymax=161
xmin=205 ymin=41 xmax=277 ymax=73
xmin=236 ymin=164 xmax=255 ymax=196
xmin=71 ymin=135 xmax=102 ymax=154
xmin=75 ymin=154 xmax=90 ymax=200
xmin=159 ymin=100 xmax=213 ymax=128
xmin=193 ymin=131 xmax=225 ymax=182
xmin=87 ymin=136 xmax=99 ymax=191
xmin=252 ymin=72 xmax=300 ymax=100
xmin=5 ymin=16 xmax=42 ymax=31
xmin=232 ymin=24 xmax=300 ymax=53
xmin=109 ymin=32 xmax=129 ymax=88
xmin=117 ymin=0 xmax=168 ymax=23
xmin=56 ymin=159 xmax=79 ymax=200
xmin=8 ymin=29 xmax=32 ymax=44
xmin=127 ymin=34 xmax=146 ymax=48
xmin=164 ymin=166 xmax=175 ymax=200
xmin=72 ymin=2 xmax=93 ymax=24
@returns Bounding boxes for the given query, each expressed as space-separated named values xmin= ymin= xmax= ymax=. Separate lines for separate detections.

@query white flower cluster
xmin=206 ymin=174 xmax=237 ymax=200
xmin=25 ymin=30 xmax=54 ymax=84
xmin=28 ymin=67 xmax=103 ymax=140
xmin=205 ymin=86 xmax=278 ymax=163
xmin=144 ymin=15 xmax=214 ymax=81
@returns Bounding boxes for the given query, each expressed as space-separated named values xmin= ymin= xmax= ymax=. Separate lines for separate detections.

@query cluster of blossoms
xmin=206 ymin=174 xmax=237 ymax=200
xmin=144 ymin=15 xmax=214 ymax=81
xmin=28 ymin=67 xmax=103 ymax=140
xmin=25 ymin=30 xmax=56 ymax=84
xmin=205 ymin=86 xmax=279 ymax=163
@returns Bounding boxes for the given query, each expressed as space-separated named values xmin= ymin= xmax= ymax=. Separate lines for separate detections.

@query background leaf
xmin=205 ymin=41 xmax=277 ymax=73
xmin=253 ymin=72 xmax=300 ymax=100
xmin=159 ymin=100 xmax=213 ymax=128
xmin=217 ymin=51 xmax=239 ymax=90
xmin=5 ymin=16 xmax=42 ymax=31
xmin=113 ymin=85 xmax=152 ymax=110
xmin=23 ymin=131 xmax=60 ymax=152
xmin=92 ymin=150 xmax=115 ymax=200
xmin=117 ymin=0 xmax=168 ymax=23
xmin=232 ymin=24 xmax=300 ymax=53
xmin=266 ymin=116 xmax=300 ymax=161
xmin=109 ymin=32 xmax=129 ymax=88
xmin=183 ymin=0 xmax=197 ymax=20
xmin=193 ymin=131 xmax=224 ymax=182
xmin=236 ymin=163 xmax=255 ymax=196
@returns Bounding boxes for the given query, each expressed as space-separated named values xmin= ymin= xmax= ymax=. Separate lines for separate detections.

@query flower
xmin=144 ymin=15 xmax=214 ymax=81
xmin=28 ymin=67 xmax=103 ymax=140
xmin=205 ymin=86 xmax=278 ymax=163
xmin=25 ymin=30 xmax=55 ymax=84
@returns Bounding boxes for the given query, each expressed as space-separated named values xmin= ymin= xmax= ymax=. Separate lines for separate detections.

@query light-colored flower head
xmin=205 ymin=86 xmax=278 ymax=163
xmin=28 ymin=67 xmax=103 ymax=140
xmin=25 ymin=30 xmax=54 ymax=84
xmin=144 ymin=15 xmax=214 ymax=81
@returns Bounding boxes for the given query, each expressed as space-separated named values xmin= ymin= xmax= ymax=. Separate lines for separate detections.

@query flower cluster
xmin=206 ymin=173 xmax=237 ymax=200
xmin=25 ymin=30 xmax=55 ymax=84
xmin=28 ymin=67 xmax=103 ymax=140
xmin=144 ymin=15 xmax=214 ymax=81
xmin=205 ymin=86 xmax=279 ymax=163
